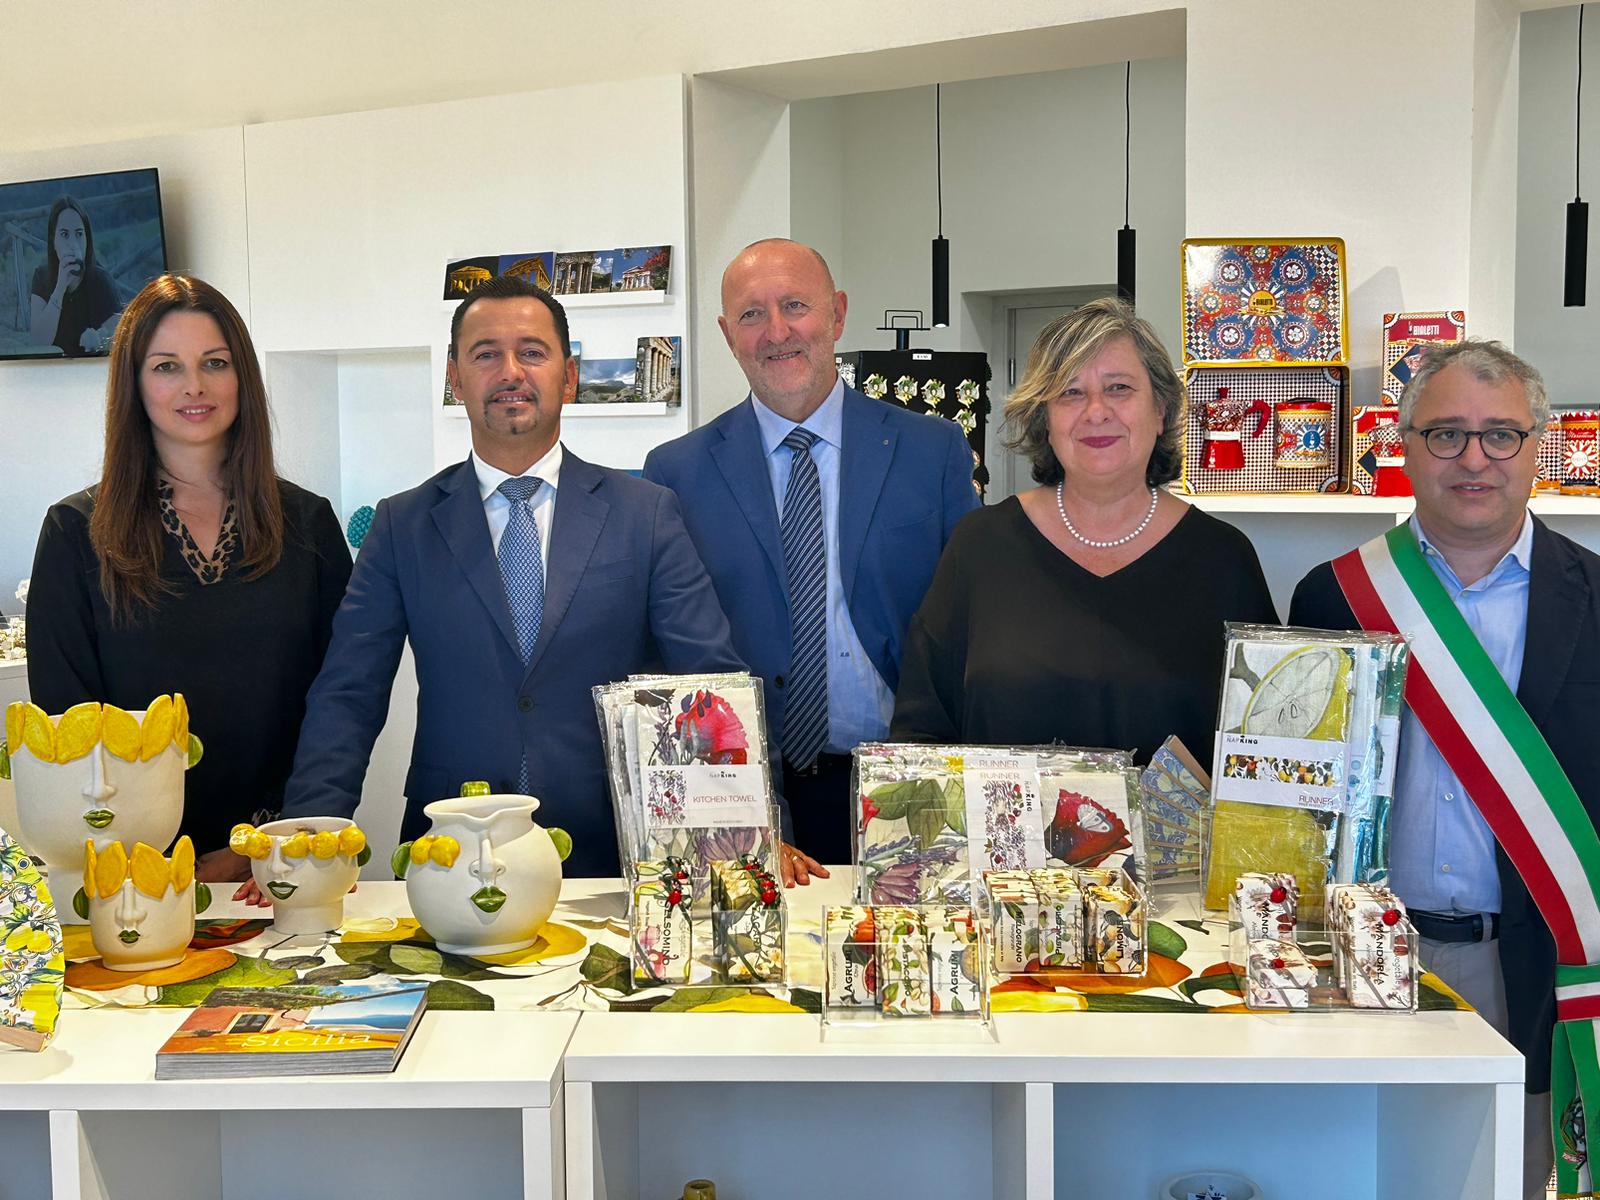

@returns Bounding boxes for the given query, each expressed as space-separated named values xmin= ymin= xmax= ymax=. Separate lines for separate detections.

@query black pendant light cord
xmin=936 ymin=82 xmax=944 ymax=237
xmin=1124 ymin=61 xmax=1132 ymax=229
xmin=1580 ymin=5 xmax=1587 ymax=200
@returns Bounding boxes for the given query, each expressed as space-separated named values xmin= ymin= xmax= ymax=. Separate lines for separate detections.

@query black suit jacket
xmin=1288 ymin=516 xmax=1600 ymax=1093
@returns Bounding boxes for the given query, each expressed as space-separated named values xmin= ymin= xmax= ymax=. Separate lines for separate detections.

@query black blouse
xmin=25 ymin=481 xmax=352 ymax=855
xmin=890 ymin=497 xmax=1279 ymax=762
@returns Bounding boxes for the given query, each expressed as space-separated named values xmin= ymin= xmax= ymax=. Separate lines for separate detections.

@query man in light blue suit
xmin=273 ymin=277 xmax=744 ymax=881
xmin=644 ymin=240 xmax=978 ymax=883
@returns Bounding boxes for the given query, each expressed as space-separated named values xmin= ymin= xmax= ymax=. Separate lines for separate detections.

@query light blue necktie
xmin=779 ymin=427 xmax=828 ymax=770
xmin=497 ymin=475 xmax=545 ymax=792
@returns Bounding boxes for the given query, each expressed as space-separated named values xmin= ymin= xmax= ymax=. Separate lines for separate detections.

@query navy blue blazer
xmin=642 ymin=387 xmax=979 ymax=747
xmin=280 ymin=450 xmax=745 ymax=877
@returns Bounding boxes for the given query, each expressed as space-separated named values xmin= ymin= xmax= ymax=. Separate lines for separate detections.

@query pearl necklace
xmin=1055 ymin=482 xmax=1159 ymax=549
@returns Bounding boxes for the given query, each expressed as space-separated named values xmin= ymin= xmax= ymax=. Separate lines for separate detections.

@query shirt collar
xmin=473 ymin=440 xmax=563 ymax=503
xmin=1411 ymin=510 xmax=1534 ymax=589
xmin=751 ymin=376 xmax=846 ymax=458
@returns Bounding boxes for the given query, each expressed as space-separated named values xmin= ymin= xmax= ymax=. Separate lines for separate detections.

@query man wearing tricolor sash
xmin=1290 ymin=341 xmax=1600 ymax=1199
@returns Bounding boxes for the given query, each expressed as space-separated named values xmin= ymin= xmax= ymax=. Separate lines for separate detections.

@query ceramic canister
xmin=398 ymin=792 xmax=563 ymax=956
xmin=1275 ymin=400 xmax=1333 ymax=469
xmin=81 ymin=837 xmax=210 ymax=972
xmin=1561 ymin=410 xmax=1600 ymax=494
xmin=235 ymin=817 xmax=367 ymax=936
xmin=4 ymin=697 xmax=195 ymax=917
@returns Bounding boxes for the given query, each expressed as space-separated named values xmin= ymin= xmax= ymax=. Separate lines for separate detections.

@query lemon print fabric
xmin=3 ymin=697 xmax=191 ymax=766
xmin=0 ymin=826 xmax=65 ymax=1051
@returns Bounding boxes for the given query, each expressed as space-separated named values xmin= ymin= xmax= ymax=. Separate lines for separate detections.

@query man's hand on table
xmin=781 ymin=842 xmax=829 ymax=887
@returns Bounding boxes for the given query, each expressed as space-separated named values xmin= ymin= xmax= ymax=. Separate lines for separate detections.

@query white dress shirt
xmin=472 ymin=441 xmax=562 ymax=573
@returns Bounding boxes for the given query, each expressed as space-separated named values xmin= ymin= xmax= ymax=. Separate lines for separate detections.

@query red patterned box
xmin=1381 ymin=311 xmax=1466 ymax=406
xmin=1181 ymin=367 xmax=1349 ymax=494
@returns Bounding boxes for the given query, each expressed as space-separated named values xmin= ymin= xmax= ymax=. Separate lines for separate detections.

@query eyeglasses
xmin=1408 ymin=425 xmax=1535 ymax=461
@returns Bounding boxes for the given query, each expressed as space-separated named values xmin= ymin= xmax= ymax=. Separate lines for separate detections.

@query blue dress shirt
xmin=750 ymin=378 xmax=894 ymax=753
xmin=1389 ymin=514 xmax=1534 ymax=914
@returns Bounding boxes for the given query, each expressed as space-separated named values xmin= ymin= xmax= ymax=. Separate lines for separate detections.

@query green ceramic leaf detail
xmin=548 ymin=827 xmax=572 ymax=862
xmin=355 ymin=845 xmax=372 ymax=868
xmin=72 ymin=888 xmax=88 ymax=920
xmin=391 ymin=843 xmax=413 ymax=879
xmin=186 ymin=734 xmax=204 ymax=769
xmin=0 ymin=739 xmax=9 ymax=780
xmin=194 ymin=883 xmax=212 ymax=915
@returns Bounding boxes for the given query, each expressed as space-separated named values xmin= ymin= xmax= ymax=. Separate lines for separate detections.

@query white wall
xmin=790 ymin=58 xmax=1186 ymax=365
xmin=688 ymin=77 xmax=792 ymax=423
xmin=1517 ymin=3 xmax=1600 ymax=406
xmin=0 ymin=125 xmax=250 ymax=595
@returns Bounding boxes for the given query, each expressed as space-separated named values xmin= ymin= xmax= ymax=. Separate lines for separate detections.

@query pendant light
xmin=1117 ymin=61 xmax=1137 ymax=306
xmin=932 ymin=82 xmax=950 ymax=328
xmin=1568 ymin=5 xmax=1589 ymax=307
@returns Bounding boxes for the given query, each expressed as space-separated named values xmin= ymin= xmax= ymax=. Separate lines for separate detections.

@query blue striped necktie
xmin=497 ymin=475 xmax=545 ymax=793
xmin=779 ymin=427 xmax=828 ymax=769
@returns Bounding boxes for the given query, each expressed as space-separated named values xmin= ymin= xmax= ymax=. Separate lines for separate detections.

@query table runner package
xmin=1203 ymin=625 xmax=1408 ymax=912
xmin=821 ymin=903 xmax=990 ymax=1024
xmin=1139 ymin=737 xmax=1210 ymax=883
xmin=596 ymin=674 xmax=786 ymax=986
xmin=852 ymin=743 xmax=1143 ymax=907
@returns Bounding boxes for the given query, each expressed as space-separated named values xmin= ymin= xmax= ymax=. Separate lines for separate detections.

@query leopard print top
xmin=158 ymin=480 xmax=239 ymax=585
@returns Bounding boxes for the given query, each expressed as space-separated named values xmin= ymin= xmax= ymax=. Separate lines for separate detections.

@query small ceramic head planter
xmin=393 ymin=782 xmax=571 ymax=956
xmin=77 ymin=836 xmax=211 ymax=972
xmin=1 ymin=696 xmax=202 ymax=893
xmin=231 ymin=817 xmax=369 ymax=935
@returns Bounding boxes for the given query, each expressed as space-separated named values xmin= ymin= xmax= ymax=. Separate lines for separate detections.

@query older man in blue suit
xmin=270 ymin=276 xmax=743 ymax=883
xmin=645 ymin=239 xmax=978 ymax=884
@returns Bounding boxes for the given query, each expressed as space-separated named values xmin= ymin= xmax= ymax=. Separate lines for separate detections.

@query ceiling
xmin=1 ymin=0 xmax=1186 ymax=153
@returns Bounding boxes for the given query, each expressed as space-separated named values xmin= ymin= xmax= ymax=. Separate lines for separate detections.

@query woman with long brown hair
xmin=25 ymin=274 xmax=351 ymax=881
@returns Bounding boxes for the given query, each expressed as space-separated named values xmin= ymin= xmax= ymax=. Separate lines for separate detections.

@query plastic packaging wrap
xmin=852 ymin=744 xmax=1142 ymax=906
xmin=821 ymin=903 xmax=988 ymax=1025
xmin=594 ymin=673 xmax=786 ymax=986
xmin=1203 ymin=625 xmax=1407 ymax=912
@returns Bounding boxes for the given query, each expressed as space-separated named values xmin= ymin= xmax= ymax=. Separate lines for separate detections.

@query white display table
xmin=562 ymin=873 xmax=1525 ymax=1200
xmin=0 ymin=882 xmax=576 ymax=1200
xmin=0 ymin=877 xmax=1524 ymax=1200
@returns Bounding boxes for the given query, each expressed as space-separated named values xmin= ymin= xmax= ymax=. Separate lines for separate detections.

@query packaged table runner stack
xmin=595 ymin=673 xmax=786 ymax=986
xmin=1203 ymin=624 xmax=1408 ymax=912
xmin=852 ymin=743 xmax=1146 ymax=906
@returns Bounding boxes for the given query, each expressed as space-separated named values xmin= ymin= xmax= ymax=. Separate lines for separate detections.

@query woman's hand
xmin=53 ymin=257 xmax=82 ymax=300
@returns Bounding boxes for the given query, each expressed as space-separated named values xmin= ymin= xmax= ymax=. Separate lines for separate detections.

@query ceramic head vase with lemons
xmin=230 ymin=816 xmax=370 ymax=935
xmin=1 ymin=697 xmax=202 ymax=907
xmin=393 ymin=782 xmax=571 ymax=956
xmin=77 ymin=836 xmax=211 ymax=972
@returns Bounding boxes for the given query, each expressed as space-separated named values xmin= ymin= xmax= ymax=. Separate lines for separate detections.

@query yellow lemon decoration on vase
xmin=21 ymin=703 xmax=54 ymax=762
xmin=337 ymin=827 xmax=366 ymax=857
xmin=410 ymin=838 xmax=433 ymax=866
xmin=429 ymin=836 xmax=460 ymax=868
xmin=172 ymin=695 xmax=189 ymax=756
xmin=170 ymin=836 xmax=195 ymax=892
xmin=53 ymin=703 xmax=103 ymax=764
xmin=139 ymin=695 xmax=174 ymax=762
xmin=280 ymin=832 xmax=311 ymax=859
xmin=94 ymin=841 xmax=128 ymax=900
xmin=310 ymin=831 xmax=340 ymax=860
xmin=130 ymin=843 xmax=170 ymax=898
xmin=4 ymin=703 xmax=22 ymax=757
xmin=101 ymin=705 xmax=142 ymax=761
xmin=228 ymin=824 xmax=256 ymax=855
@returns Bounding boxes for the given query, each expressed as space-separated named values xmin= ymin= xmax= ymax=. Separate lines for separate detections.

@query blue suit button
xmin=518 ymin=696 xmax=534 ymax=713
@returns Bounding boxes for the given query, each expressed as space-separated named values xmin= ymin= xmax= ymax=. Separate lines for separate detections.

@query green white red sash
xmin=1334 ymin=523 xmax=1600 ymax=1196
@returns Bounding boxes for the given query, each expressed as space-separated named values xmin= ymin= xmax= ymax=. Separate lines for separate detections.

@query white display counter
xmin=0 ymin=877 xmax=1523 ymax=1200
xmin=563 ymin=874 xmax=1524 ymax=1200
